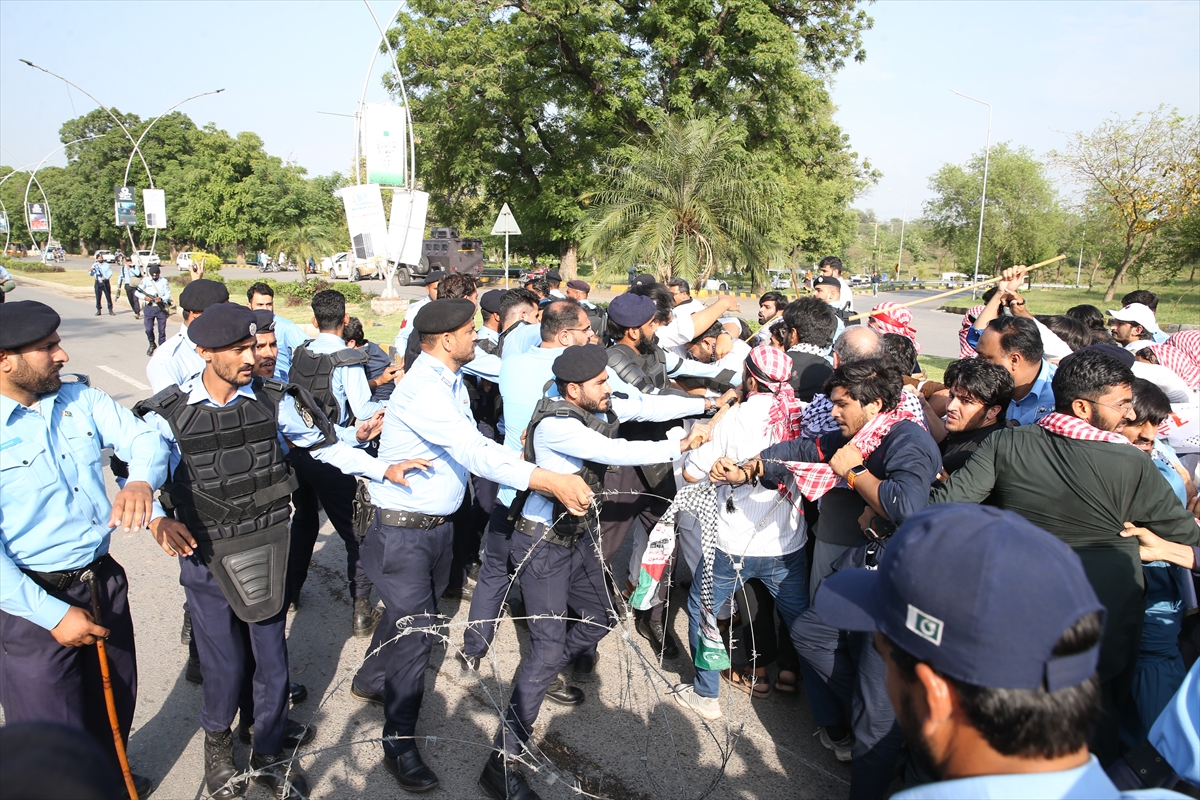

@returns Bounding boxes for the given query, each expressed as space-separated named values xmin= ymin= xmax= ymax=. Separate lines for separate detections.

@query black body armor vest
xmin=606 ymin=344 xmax=678 ymax=495
xmin=289 ymin=340 xmax=370 ymax=425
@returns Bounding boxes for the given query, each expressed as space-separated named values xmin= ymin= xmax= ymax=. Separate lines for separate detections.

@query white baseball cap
xmin=1107 ymin=303 xmax=1159 ymax=333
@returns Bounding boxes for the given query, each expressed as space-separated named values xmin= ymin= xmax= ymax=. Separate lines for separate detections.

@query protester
xmin=938 ymin=357 xmax=1013 ymax=475
xmin=867 ymin=302 xmax=921 ymax=354
xmin=246 ymin=282 xmax=307 ymax=379
xmin=753 ymin=291 xmax=788 ymax=347
xmin=344 ymin=317 xmax=401 ymax=402
xmin=393 ymin=270 xmax=443 ymax=353
xmin=1121 ymin=291 xmax=1170 ymax=343
xmin=1109 ymin=303 xmax=1162 ymax=347
xmin=818 ymin=256 xmax=854 ymax=315
xmin=774 ymin=297 xmax=838 ymax=396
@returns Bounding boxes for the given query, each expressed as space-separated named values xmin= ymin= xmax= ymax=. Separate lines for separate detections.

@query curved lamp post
xmin=20 ymin=136 xmax=102 ymax=253
xmin=0 ymin=155 xmax=41 ymax=255
xmin=885 ymin=187 xmax=907 ymax=280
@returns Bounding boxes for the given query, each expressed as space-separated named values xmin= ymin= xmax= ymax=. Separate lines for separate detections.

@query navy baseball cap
xmin=815 ymin=504 xmax=1104 ymax=692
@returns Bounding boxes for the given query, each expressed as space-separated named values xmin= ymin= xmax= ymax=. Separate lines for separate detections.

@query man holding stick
xmin=0 ymin=300 xmax=168 ymax=799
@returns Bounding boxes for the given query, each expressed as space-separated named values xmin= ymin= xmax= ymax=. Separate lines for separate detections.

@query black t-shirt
xmin=939 ymin=422 xmax=1004 ymax=475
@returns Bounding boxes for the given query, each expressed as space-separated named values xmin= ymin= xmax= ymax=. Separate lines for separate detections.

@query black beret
xmin=189 ymin=303 xmax=258 ymax=349
xmin=546 ymin=270 xmax=562 ymax=282
xmin=424 ymin=270 xmax=447 ymax=286
xmin=812 ymin=276 xmax=841 ymax=289
xmin=0 ymin=300 xmax=60 ymax=350
xmin=566 ymin=279 xmax=590 ymax=293
xmin=413 ymin=298 xmax=475 ymax=334
xmin=253 ymin=309 xmax=276 ymax=333
xmin=480 ymin=289 xmax=506 ymax=315
xmin=179 ymin=279 xmax=230 ymax=312
xmin=1068 ymin=342 xmax=1135 ymax=369
xmin=607 ymin=293 xmax=656 ymax=328
xmin=553 ymin=344 xmax=609 ymax=384
xmin=631 ymin=273 xmax=656 ymax=287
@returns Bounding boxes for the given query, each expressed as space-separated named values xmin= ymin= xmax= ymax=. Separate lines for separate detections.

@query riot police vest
xmin=289 ymin=340 xmax=370 ymax=425
xmin=522 ymin=395 xmax=619 ymax=539
xmin=606 ymin=344 xmax=676 ymax=494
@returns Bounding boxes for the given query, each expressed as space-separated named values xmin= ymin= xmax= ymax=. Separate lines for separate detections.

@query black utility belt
xmin=513 ymin=516 xmax=580 ymax=550
xmin=376 ymin=507 xmax=448 ymax=530
xmin=21 ymin=554 xmax=112 ymax=593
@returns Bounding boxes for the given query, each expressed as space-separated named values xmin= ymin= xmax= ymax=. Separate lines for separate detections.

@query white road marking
xmin=98 ymin=365 xmax=150 ymax=392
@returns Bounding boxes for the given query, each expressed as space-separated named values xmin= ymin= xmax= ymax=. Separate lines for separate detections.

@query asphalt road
xmin=3 ymin=282 xmax=879 ymax=800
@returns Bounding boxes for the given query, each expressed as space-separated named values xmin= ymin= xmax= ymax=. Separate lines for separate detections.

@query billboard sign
xmin=363 ymin=103 xmax=407 ymax=187
xmin=0 ymin=211 xmax=8 ymax=234
xmin=337 ymin=183 xmax=390 ymax=261
xmin=115 ymin=186 xmax=137 ymax=226
xmin=143 ymin=188 xmax=167 ymax=229
xmin=387 ymin=189 xmax=430 ymax=266
xmin=28 ymin=203 xmax=49 ymax=232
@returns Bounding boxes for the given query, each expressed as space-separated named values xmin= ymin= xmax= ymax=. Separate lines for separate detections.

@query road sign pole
xmin=505 ymin=233 xmax=510 ymax=290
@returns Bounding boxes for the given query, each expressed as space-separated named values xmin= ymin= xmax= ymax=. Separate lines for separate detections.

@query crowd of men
xmin=1 ymin=253 xmax=1199 ymax=800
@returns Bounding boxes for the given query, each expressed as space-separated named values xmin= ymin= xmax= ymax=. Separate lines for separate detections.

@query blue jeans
xmin=686 ymin=548 xmax=810 ymax=699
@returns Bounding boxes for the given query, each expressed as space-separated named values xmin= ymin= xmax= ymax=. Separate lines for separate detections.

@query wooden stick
xmin=788 ymin=266 xmax=802 ymax=297
xmin=846 ymin=254 xmax=1068 ymax=322
xmin=86 ymin=570 xmax=139 ymax=800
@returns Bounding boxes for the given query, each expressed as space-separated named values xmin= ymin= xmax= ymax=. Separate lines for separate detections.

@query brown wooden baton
xmin=83 ymin=568 xmax=139 ymax=800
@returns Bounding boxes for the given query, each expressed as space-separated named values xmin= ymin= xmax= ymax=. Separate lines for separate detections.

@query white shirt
xmin=836 ymin=278 xmax=854 ymax=313
xmin=708 ymin=337 xmax=752 ymax=390
xmin=682 ymin=394 xmax=807 ymax=558
xmin=393 ymin=297 xmax=431 ymax=351
xmin=1132 ymin=361 xmax=1198 ymax=405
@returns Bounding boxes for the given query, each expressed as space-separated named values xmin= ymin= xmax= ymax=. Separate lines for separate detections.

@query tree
xmin=386 ymin=0 xmax=874 ymax=275
xmin=1050 ymin=106 xmax=1200 ymax=302
xmin=924 ymin=142 xmax=1065 ymax=277
xmin=269 ymin=221 xmax=340 ymax=284
xmin=577 ymin=116 xmax=783 ymax=285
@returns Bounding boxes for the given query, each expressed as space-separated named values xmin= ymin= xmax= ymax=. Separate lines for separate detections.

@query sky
xmin=2 ymin=0 xmax=1197 ymax=224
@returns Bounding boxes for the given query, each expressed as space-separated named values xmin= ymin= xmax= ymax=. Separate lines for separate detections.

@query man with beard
xmin=932 ymin=348 xmax=1200 ymax=764
xmin=812 ymin=504 xmax=1169 ymax=800
xmin=752 ymin=291 xmax=787 ymax=347
xmin=0 ymin=301 xmax=167 ymax=800
xmin=251 ymin=310 xmax=284 ymax=381
xmin=937 ymin=358 xmax=1013 ymax=476
xmin=147 ymin=279 xmax=229 ymax=393
xmin=140 ymin=303 xmax=421 ymax=799
xmin=481 ymin=344 xmax=707 ymax=800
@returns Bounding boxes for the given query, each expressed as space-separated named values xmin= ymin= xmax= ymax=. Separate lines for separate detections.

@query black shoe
xmin=134 ymin=313 xmax=141 ymax=320
xmin=96 ymin=310 xmax=102 ymax=316
xmin=442 ymin=583 xmax=474 ymax=602
xmin=353 ymin=597 xmax=381 ymax=638
xmin=350 ymin=681 xmax=384 ymax=707
xmin=125 ymin=773 xmax=155 ymax=800
xmin=186 ymin=653 xmax=203 ymax=684
xmin=458 ymin=652 xmax=480 ymax=673
xmin=467 ymin=560 xmax=482 ymax=582
xmin=383 ymin=748 xmax=439 ymax=793
xmin=146 ymin=343 xmax=156 ymax=356
xmin=635 ymin=613 xmax=680 ymax=660
xmin=572 ymin=652 xmax=598 ymax=684
xmin=289 ymin=682 xmax=308 ymax=705
xmin=180 ymin=610 xmax=192 ymax=645
xmin=109 ymin=308 xmax=116 ymax=316
xmin=238 ymin=718 xmax=315 ymax=750
xmin=479 ymin=751 xmax=541 ymax=800
xmin=249 ymin=750 xmax=309 ymax=800
xmin=546 ymin=675 xmax=585 ymax=706
xmin=203 ymin=729 xmax=244 ymax=800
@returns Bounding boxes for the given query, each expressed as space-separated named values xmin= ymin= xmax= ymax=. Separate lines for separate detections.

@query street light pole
xmin=886 ymin=187 xmax=907 ymax=280
xmin=1076 ymin=229 xmax=1085 ymax=287
xmin=950 ymin=89 xmax=992 ymax=298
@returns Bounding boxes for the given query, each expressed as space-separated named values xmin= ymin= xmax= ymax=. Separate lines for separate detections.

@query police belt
xmin=375 ymin=506 xmax=449 ymax=530
xmin=21 ymin=554 xmax=112 ymax=593
xmin=513 ymin=516 xmax=581 ymax=550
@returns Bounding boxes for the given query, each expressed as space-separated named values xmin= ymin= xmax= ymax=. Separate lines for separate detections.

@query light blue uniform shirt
xmin=371 ymin=352 xmax=536 ymax=516
xmin=393 ymin=296 xmax=432 ymax=352
xmin=892 ymin=755 xmax=1187 ymax=799
xmin=495 ymin=346 xmax=705 ymax=507
xmin=1008 ymin=359 xmax=1057 ymax=426
xmin=0 ymin=264 xmax=11 ymax=283
xmin=478 ymin=326 xmax=500 ymax=348
xmin=305 ymin=332 xmax=383 ymax=422
xmin=138 ymin=275 xmax=171 ymax=305
xmin=503 ymin=321 xmax=544 ymax=357
xmin=463 ymin=348 xmax=502 ymax=382
xmin=146 ymin=325 xmax=206 ymax=393
xmin=1149 ymin=660 xmax=1200 ymax=785
xmin=88 ymin=260 xmax=112 ymax=281
xmin=1 ymin=384 xmax=169 ymax=630
xmin=271 ymin=315 xmax=307 ymax=380
xmin=140 ymin=375 xmax=387 ymax=515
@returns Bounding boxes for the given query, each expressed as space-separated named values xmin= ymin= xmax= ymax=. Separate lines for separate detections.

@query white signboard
xmin=490 ymin=202 xmax=522 ymax=235
xmin=363 ymin=103 xmax=407 ymax=187
xmin=143 ymin=188 xmax=167 ymax=229
xmin=338 ymin=183 xmax=390 ymax=261
xmin=387 ymin=189 xmax=429 ymax=267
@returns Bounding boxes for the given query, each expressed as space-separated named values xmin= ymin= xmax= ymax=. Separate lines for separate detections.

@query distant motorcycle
xmin=258 ymin=259 xmax=280 ymax=273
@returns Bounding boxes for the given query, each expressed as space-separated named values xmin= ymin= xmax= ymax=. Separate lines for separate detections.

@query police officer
xmin=140 ymin=303 xmax=423 ymax=800
xmin=146 ymin=278 xmax=228 ymax=392
xmin=476 ymin=289 xmax=506 ymax=354
xmin=481 ymin=345 xmax=707 ymax=800
xmin=137 ymin=265 xmax=171 ymax=355
xmin=348 ymin=298 xmax=592 ymax=794
xmin=393 ymin=269 xmax=444 ymax=353
xmin=89 ymin=254 xmax=115 ymax=316
xmin=117 ymin=258 xmax=142 ymax=319
xmin=0 ymin=300 xmax=168 ymax=799
xmin=287 ymin=289 xmax=385 ymax=635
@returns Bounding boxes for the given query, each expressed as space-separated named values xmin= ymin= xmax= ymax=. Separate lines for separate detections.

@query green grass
xmin=9 ymin=266 xmax=96 ymax=288
xmin=946 ymin=281 xmax=1199 ymax=327
xmin=918 ymin=355 xmax=956 ymax=385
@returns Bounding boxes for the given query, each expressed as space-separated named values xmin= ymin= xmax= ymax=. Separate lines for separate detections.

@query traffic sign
xmin=490 ymin=203 xmax=522 ymax=236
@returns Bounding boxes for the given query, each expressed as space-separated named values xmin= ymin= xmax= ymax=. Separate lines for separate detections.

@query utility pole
xmin=1076 ymin=230 xmax=1085 ymax=287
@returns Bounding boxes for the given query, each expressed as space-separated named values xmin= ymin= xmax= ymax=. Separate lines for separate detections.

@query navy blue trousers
xmin=180 ymin=555 xmax=289 ymax=755
xmin=463 ymin=502 xmax=518 ymax=659
xmin=143 ymin=305 xmax=167 ymax=344
xmin=288 ymin=449 xmax=371 ymax=601
xmin=0 ymin=556 xmax=136 ymax=772
xmin=355 ymin=514 xmax=453 ymax=757
xmin=496 ymin=526 xmax=616 ymax=755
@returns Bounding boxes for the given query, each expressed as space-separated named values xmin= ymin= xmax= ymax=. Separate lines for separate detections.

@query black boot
xmin=146 ymin=342 xmax=157 ymax=356
xmin=238 ymin=718 xmax=316 ymax=750
xmin=546 ymin=675 xmax=585 ymax=706
xmin=479 ymin=751 xmax=541 ymax=800
xmin=124 ymin=773 xmax=155 ymax=800
xmin=249 ymin=750 xmax=309 ymax=800
xmin=180 ymin=610 xmax=192 ymax=645
xmin=186 ymin=652 xmax=203 ymax=684
xmin=635 ymin=610 xmax=680 ymax=659
xmin=353 ymin=597 xmax=381 ymax=638
xmin=382 ymin=748 xmax=439 ymax=793
xmin=203 ymin=729 xmax=243 ymax=799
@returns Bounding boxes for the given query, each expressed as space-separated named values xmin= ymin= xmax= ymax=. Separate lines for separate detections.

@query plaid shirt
xmin=785 ymin=406 xmax=923 ymax=501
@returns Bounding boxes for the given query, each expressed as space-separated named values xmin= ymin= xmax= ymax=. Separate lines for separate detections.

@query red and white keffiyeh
xmin=960 ymin=305 xmax=985 ymax=358
xmin=1148 ymin=344 xmax=1200 ymax=391
xmin=747 ymin=345 xmax=803 ymax=442
xmin=1166 ymin=330 xmax=1200 ymax=366
xmin=1037 ymin=412 xmax=1133 ymax=447
xmin=784 ymin=405 xmax=923 ymax=501
xmin=868 ymin=302 xmax=921 ymax=354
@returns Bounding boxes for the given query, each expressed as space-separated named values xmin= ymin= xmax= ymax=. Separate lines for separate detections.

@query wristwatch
xmin=846 ymin=464 xmax=869 ymax=489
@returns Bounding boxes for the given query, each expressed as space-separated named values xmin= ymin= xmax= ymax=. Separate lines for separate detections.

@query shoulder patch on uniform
xmin=0 ymin=437 xmax=21 ymax=451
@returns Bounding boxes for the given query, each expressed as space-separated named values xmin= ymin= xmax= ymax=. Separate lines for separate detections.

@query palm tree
xmin=577 ymin=116 xmax=784 ymax=286
xmin=269 ymin=221 xmax=339 ymax=284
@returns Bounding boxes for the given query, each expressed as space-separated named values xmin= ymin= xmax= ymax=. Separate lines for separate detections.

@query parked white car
xmin=766 ymin=269 xmax=792 ymax=290
xmin=94 ymin=250 xmax=116 ymax=263
xmin=133 ymin=250 xmax=161 ymax=269
xmin=319 ymin=251 xmax=378 ymax=281
xmin=175 ymin=252 xmax=194 ymax=272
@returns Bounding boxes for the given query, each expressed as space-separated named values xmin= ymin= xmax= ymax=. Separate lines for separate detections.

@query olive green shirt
xmin=931 ymin=425 xmax=1198 ymax=683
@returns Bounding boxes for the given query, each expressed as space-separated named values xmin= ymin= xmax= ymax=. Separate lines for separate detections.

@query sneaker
xmin=817 ymin=727 xmax=853 ymax=762
xmin=671 ymin=683 xmax=721 ymax=721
